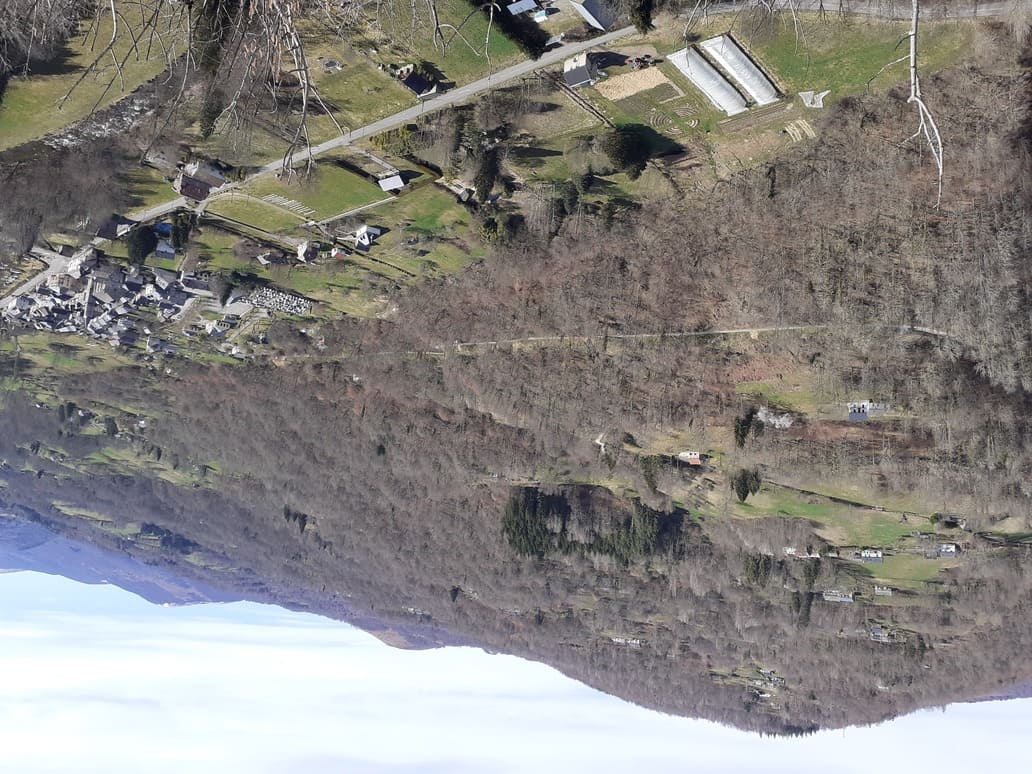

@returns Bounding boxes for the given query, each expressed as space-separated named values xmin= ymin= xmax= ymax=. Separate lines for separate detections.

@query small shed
xmin=676 ymin=451 xmax=702 ymax=466
xmin=378 ymin=174 xmax=404 ymax=192
xmin=507 ymin=0 xmax=537 ymax=14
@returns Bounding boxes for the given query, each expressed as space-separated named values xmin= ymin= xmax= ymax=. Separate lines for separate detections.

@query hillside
xmin=1 ymin=6 xmax=1031 ymax=735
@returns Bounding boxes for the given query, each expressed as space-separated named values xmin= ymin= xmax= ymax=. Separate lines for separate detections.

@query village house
xmin=939 ymin=543 xmax=958 ymax=558
xmin=354 ymin=225 xmax=381 ymax=251
xmin=569 ymin=0 xmax=617 ymax=30
xmin=95 ymin=214 xmax=138 ymax=240
xmin=874 ymin=586 xmax=893 ymax=596
xmin=377 ymin=173 xmax=404 ymax=192
xmin=155 ymin=240 xmax=177 ymax=262
xmin=858 ymin=548 xmax=884 ymax=563
xmin=847 ymin=400 xmax=889 ymax=422
xmin=173 ymin=172 xmax=212 ymax=201
xmin=563 ymin=53 xmax=600 ymax=89
xmin=183 ymin=159 xmax=227 ymax=189
xmin=397 ymin=65 xmax=438 ymax=99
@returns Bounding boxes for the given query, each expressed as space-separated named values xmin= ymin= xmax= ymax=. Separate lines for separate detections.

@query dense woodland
xmin=2 ymin=6 xmax=1032 ymax=735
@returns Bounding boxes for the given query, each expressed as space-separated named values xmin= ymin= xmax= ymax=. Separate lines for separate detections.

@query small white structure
xmin=296 ymin=241 xmax=311 ymax=262
xmin=508 ymin=0 xmax=537 ymax=14
xmin=668 ymin=48 xmax=747 ymax=116
xmin=355 ymin=225 xmax=382 ymax=251
xmin=874 ymin=585 xmax=894 ymax=596
xmin=377 ymin=174 xmax=404 ymax=192
xmin=799 ymin=89 xmax=831 ymax=108
xmin=698 ymin=35 xmax=778 ymax=106
xmin=677 ymin=451 xmax=702 ymax=466
xmin=939 ymin=543 xmax=958 ymax=556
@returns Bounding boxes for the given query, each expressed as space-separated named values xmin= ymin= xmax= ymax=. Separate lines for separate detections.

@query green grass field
xmin=245 ymin=162 xmax=388 ymax=220
xmin=373 ymin=0 xmax=523 ymax=84
xmin=206 ymin=194 xmax=306 ymax=234
xmin=868 ymin=553 xmax=952 ymax=583
xmin=122 ymin=166 xmax=179 ymax=214
xmin=736 ymin=485 xmax=933 ymax=548
xmin=0 ymin=3 xmax=180 ymax=150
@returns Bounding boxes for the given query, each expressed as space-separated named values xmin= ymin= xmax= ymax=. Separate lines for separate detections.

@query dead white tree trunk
xmin=906 ymin=0 xmax=944 ymax=206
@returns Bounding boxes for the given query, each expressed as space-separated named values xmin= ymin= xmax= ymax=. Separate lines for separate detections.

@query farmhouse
xmin=183 ymin=159 xmax=227 ymax=188
xmin=398 ymin=65 xmax=438 ymax=99
xmin=569 ymin=0 xmax=617 ymax=31
xmin=96 ymin=214 xmax=138 ymax=240
xmin=173 ymin=173 xmax=212 ymax=201
xmin=677 ymin=451 xmax=702 ymax=466
xmin=669 ymin=47 xmax=747 ymax=116
xmin=698 ymin=35 xmax=778 ymax=106
xmin=563 ymin=53 xmax=600 ymax=89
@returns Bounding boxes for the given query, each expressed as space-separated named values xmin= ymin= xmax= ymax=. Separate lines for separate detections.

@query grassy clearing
xmin=736 ymin=372 xmax=822 ymax=415
xmin=245 ymin=162 xmax=388 ymax=220
xmin=372 ymin=0 xmax=523 ymax=84
xmin=869 ymin=553 xmax=953 ymax=583
xmin=367 ymin=185 xmax=484 ymax=277
xmin=372 ymin=185 xmax=470 ymax=236
xmin=3 ymin=334 xmax=134 ymax=377
xmin=192 ymin=228 xmax=241 ymax=272
xmin=123 ymin=165 xmax=179 ymax=213
xmin=736 ymin=485 xmax=932 ymax=547
xmin=738 ymin=15 xmax=973 ymax=98
xmin=0 ymin=3 xmax=180 ymax=150
xmin=206 ymin=194 xmax=306 ymax=234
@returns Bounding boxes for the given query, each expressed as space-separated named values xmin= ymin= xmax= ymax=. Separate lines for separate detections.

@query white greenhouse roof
xmin=668 ymin=48 xmax=747 ymax=116
xmin=698 ymin=35 xmax=778 ymax=106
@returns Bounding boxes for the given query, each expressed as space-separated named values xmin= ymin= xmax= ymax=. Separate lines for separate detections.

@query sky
xmin=2 ymin=570 xmax=1032 ymax=774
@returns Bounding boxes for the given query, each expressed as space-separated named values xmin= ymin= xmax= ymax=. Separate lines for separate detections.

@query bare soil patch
xmin=595 ymin=68 xmax=675 ymax=101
